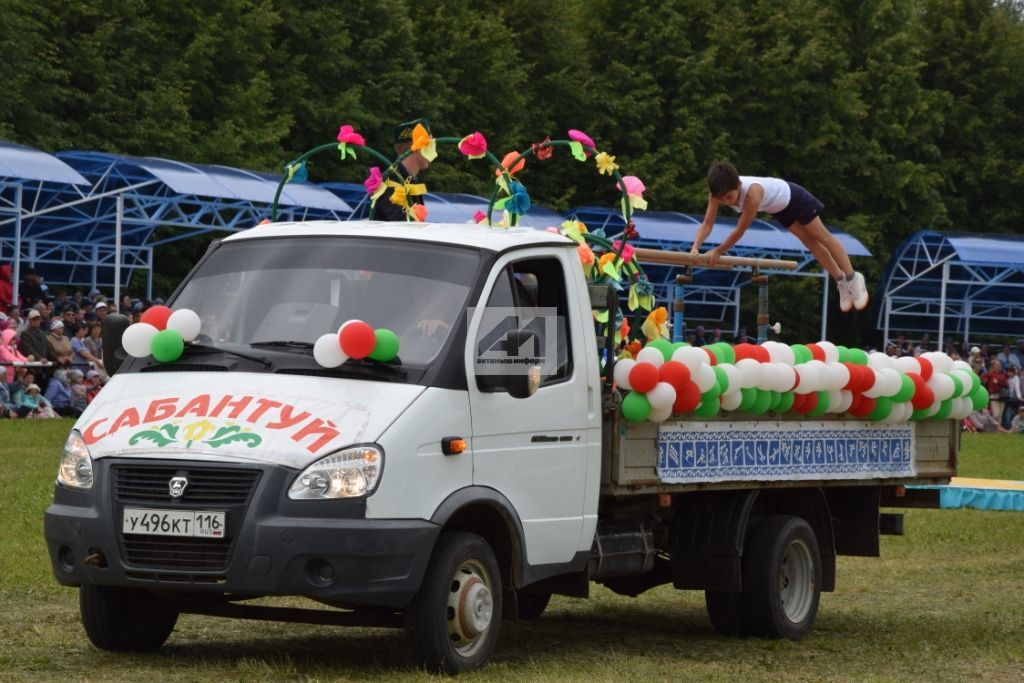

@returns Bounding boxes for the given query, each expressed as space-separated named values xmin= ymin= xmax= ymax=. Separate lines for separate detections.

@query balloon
xmin=775 ymin=364 xmax=797 ymax=392
xmin=828 ymin=362 xmax=850 ymax=392
xmin=805 ymin=391 xmax=828 ymax=417
xmin=798 ymin=391 xmax=820 ymax=415
xmin=648 ymin=404 xmax=673 ymax=423
xmin=621 ymin=391 xmax=652 ymax=422
xmin=817 ymin=341 xmax=839 ymax=363
xmin=122 ymin=322 xmax=159 ymax=357
xmin=150 ymin=329 xmax=184 ymax=363
xmin=672 ymin=346 xmax=708 ymax=374
xmin=693 ymin=393 xmax=720 ymax=418
xmin=790 ymin=344 xmax=811 ymax=364
xmin=878 ymin=368 xmax=903 ymax=397
xmin=807 ymin=343 xmax=826 ymax=362
xmin=947 ymin=373 xmax=964 ymax=400
xmin=970 ymin=383 xmax=989 ymax=411
xmin=893 ymin=375 xmax=915 ymax=403
xmin=637 ymin=346 xmax=666 ymax=367
xmin=314 ymin=333 xmax=348 ymax=367
xmin=140 ymin=305 xmax=173 ymax=331
xmin=868 ymin=352 xmax=892 ymax=371
xmin=835 ymin=390 xmax=854 ymax=414
xmin=767 ymin=390 xmax=783 ymax=412
xmin=646 ymin=339 xmax=674 ymax=362
xmin=826 ymin=390 xmax=843 ymax=413
xmin=867 ymin=396 xmax=893 ymax=421
xmin=776 ymin=391 xmax=795 ymax=413
xmin=917 ymin=356 xmax=933 ymax=381
xmin=695 ymin=364 xmax=718 ymax=393
xmin=836 ymin=345 xmax=851 ymax=363
xmin=369 ymin=328 xmax=400 ymax=362
xmin=718 ymin=363 xmax=742 ymax=395
xmin=704 ymin=345 xmax=723 ymax=366
xmin=733 ymin=343 xmax=760 ymax=362
xmin=721 ymin=391 xmax=743 ymax=411
xmin=736 ymin=358 xmax=763 ymax=389
xmin=775 ymin=344 xmax=796 ymax=366
xmin=909 ymin=374 xmax=934 ymax=411
xmin=754 ymin=345 xmax=770 ymax=363
xmin=166 ymin=309 xmax=201 ymax=342
xmin=658 ymin=361 xmax=691 ymax=392
xmin=673 ymin=381 xmax=703 ymax=413
xmin=927 ymin=374 xmax=955 ymax=402
xmin=719 ymin=344 xmax=736 ymax=365
xmin=895 ymin=356 xmax=921 ymax=374
xmin=794 ymin=364 xmax=819 ymax=394
xmin=849 ymin=394 xmax=876 ymax=418
xmin=847 ymin=348 xmax=870 ymax=366
xmin=339 ymin=321 xmax=376 ymax=359
xmin=750 ymin=388 xmax=772 ymax=415
xmin=629 ymin=363 xmax=660 ymax=394
xmin=647 ymin=382 xmax=678 ymax=410
xmin=738 ymin=387 xmax=758 ymax=412
xmin=713 ymin=365 xmax=729 ymax=394
xmin=863 ymin=369 xmax=887 ymax=399
xmin=933 ymin=399 xmax=953 ymax=421
xmin=613 ymin=359 xmax=638 ymax=390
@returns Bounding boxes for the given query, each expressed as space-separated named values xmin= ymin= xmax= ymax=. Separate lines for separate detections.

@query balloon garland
xmin=313 ymin=319 xmax=400 ymax=368
xmin=121 ymin=306 xmax=202 ymax=363
xmin=618 ymin=339 xmax=984 ymax=424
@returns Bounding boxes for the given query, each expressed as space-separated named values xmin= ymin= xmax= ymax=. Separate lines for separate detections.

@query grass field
xmin=1 ymin=421 xmax=1022 ymax=682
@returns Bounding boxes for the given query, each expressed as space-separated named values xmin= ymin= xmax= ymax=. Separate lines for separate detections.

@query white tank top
xmin=727 ymin=176 xmax=791 ymax=214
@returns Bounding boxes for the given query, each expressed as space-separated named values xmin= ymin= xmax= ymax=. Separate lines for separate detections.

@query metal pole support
xmin=673 ymin=268 xmax=692 ymax=343
xmin=752 ymin=267 xmax=770 ymax=344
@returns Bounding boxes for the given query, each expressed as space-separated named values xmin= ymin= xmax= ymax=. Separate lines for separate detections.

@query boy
xmin=690 ymin=162 xmax=869 ymax=313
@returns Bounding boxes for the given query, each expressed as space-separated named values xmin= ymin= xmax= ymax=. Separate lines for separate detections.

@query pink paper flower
xmin=458 ymin=131 xmax=488 ymax=158
xmin=474 ymin=210 xmax=486 ymax=224
xmin=363 ymin=167 xmax=383 ymax=194
xmin=544 ymin=226 xmax=561 ymax=234
xmin=618 ymin=175 xmax=646 ymax=198
xmin=568 ymin=129 xmax=596 ymax=155
xmin=337 ymin=124 xmax=365 ymax=146
xmin=613 ymin=240 xmax=636 ymax=263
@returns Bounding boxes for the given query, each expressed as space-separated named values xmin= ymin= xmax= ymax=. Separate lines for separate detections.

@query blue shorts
xmin=772 ymin=182 xmax=824 ymax=228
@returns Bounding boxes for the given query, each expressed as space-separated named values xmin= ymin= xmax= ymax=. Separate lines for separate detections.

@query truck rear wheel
xmin=704 ymin=590 xmax=748 ymax=637
xmin=406 ymin=531 xmax=502 ymax=674
xmin=79 ymin=584 xmax=178 ymax=651
xmin=742 ymin=515 xmax=821 ymax=639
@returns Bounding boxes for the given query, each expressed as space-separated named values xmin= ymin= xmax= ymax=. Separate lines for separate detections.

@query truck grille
xmin=113 ymin=465 xmax=260 ymax=505
xmin=122 ymin=536 xmax=231 ymax=570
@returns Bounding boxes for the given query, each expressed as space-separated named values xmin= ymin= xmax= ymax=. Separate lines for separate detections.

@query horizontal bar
xmin=633 ymin=248 xmax=799 ymax=271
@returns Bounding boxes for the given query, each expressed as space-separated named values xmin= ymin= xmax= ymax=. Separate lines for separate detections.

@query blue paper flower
xmin=507 ymin=181 xmax=532 ymax=216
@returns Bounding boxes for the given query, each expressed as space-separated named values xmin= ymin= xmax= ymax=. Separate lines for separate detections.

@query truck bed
xmin=601 ymin=412 xmax=958 ymax=496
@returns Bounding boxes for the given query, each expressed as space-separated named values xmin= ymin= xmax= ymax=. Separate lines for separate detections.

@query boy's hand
xmin=705 ymin=247 xmax=725 ymax=266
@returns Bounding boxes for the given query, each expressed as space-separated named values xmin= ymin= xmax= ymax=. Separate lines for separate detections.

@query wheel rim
xmin=446 ymin=559 xmax=494 ymax=657
xmin=779 ymin=538 xmax=815 ymax=624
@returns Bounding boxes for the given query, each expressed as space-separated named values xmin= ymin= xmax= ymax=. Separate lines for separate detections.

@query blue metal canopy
xmin=0 ymin=141 xmax=90 ymax=186
xmin=878 ymin=230 xmax=1024 ymax=345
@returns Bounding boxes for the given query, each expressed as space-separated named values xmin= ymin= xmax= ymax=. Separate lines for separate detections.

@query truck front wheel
xmin=406 ymin=531 xmax=502 ymax=674
xmin=742 ymin=515 xmax=821 ymax=639
xmin=79 ymin=584 xmax=178 ymax=651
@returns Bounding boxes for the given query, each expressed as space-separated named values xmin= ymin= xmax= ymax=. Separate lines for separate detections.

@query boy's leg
xmin=790 ymin=217 xmax=855 ymax=278
xmin=787 ymin=221 xmax=845 ymax=280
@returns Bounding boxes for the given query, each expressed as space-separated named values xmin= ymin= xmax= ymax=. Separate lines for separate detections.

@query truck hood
xmin=75 ymin=372 xmax=425 ymax=469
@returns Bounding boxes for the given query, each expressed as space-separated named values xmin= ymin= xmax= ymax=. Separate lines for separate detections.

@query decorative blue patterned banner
xmin=657 ymin=421 xmax=915 ymax=484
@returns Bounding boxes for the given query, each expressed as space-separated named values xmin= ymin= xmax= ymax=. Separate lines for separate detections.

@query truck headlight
xmin=58 ymin=431 xmax=94 ymax=490
xmin=288 ymin=445 xmax=383 ymax=500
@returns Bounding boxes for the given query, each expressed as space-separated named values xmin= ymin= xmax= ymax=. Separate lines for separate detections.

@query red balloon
xmin=755 ymin=345 xmax=770 ymax=363
xmin=842 ymin=362 xmax=859 ymax=391
xmin=849 ymin=394 xmax=876 ymax=418
xmin=629 ymin=362 xmax=660 ymax=394
xmin=140 ymin=305 xmax=173 ymax=331
xmin=800 ymin=392 xmax=819 ymax=414
xmin=659 ymin=361 xmax=692 ymax=392
xmin=734 ymin=343 xmax=758 ymax=361
xmin=854 ymin=365 xmax=875 ymax=394
xmin=339 ymin=321 xmax=376 ymax=359
xmin=917 ymin=357 xmax=933 ymax=382
xmin=790 ymin=393 xmax=807 ymax=413
xmin=673 ymin=381 xmax=702 ymax=412
xmin=702 ymin=348 xmax=717 ymax=366
xmin=807 ymin=343 xmax=826 ymax=362
xmin=908 ymin=373 xmax=935 ymax=411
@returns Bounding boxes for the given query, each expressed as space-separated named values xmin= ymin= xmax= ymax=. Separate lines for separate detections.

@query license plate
xmin=122 ymin=508 xmax=226 ymax=538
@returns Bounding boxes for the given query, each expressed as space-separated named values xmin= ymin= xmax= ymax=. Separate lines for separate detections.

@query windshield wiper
xmin=249 ymin=340 xmax=314 ymax=352
xmin=184 ymin=343 xmax=276 ymax=370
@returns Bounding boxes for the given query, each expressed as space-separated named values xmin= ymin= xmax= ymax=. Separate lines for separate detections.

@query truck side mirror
xmin=506 ymin=365 xmax=541 ymax=399
xmin=101 ymin=313 xmax=131 ymax=376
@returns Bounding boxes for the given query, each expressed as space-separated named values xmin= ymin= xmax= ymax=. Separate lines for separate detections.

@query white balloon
xmin=827 ymin=390 xmax=843 ymax=413
xmin=122 ymin=322 xmax=158 ymax=357
xmin=719 ymin=363 xmax=743 ymax=396
xmin=763 ymin=341 xmax=784 ymax=363
xmin=829 ymin=362 xmax=851 ymax=392
xmin=835 ymin=390 xmax=854 ymax=414
xmin=775 ymin=364 xmax=797 ymax=392
xmin=736 ymin=358 xmax=763 ymax=389
xmin=672 ymin=346 xmax=708 ymax=374
xmin=613 ymin=359 xmax=637 ymax=391
xmin=648 ymin=404 xmax=673 ymax=423
xmin=925 ymin=399 xmax=942 ymax=417
xmin=952 ymin=359 xmax=973 ymax=374
xmin=776 ymin=344 xmax=796 ymax=366
xmin=794 ymin=364 xmax=818 ymax=394
xmin=878 ymin=368 xmax=902 ymax=397
xmin=636 ymin=347 xmax=665 ymax=368
xmin=695 ymin=364 xmax=718 ymax=393
xmin=895 ymin=356 xmax=921 ymax=374
xmin=950 ymin=397 xmax=972 ymax=420
xmin=862 ymin=369 xmax=887 ymax=398
xmin=313 ymin=333 xmax=348 ymax=368
xmin=721 ymin=391 xmax=743 ymax=411
xmin=927 ymin=374 xmax=955 ymax=402
xmin=950 ymin=370 xmax=974 ymax=397
xmin=166 ymin=308 xmax=202 ymax=342
xmin=817 ymin=341 xmax=839 ymax=363
xmin=868 ymin=352 xmax=892 ymax=371
xmin=647 ymin=382 xmax=677 ymax=410
xmin=761 ymin=363 xmax=784 ymax=392
xmin=925 ymin=351 xmax=953 ymax=375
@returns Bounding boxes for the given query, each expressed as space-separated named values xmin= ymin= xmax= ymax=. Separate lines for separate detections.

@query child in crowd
xmin=691 ymin=161 xmax=869 ymax=313
xmin=69 ymin=369 xmax=89 ymax=414
xmin=19 ymin=383 xmax=57 ymax=418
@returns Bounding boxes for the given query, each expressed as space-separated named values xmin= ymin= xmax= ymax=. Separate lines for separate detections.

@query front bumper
xmin=44 ymin=458 xmax=439 ymax=609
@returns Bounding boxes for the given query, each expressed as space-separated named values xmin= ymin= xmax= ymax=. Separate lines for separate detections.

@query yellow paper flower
xmin=411 ymin=123 xmax=431 ymax=152
xmin=641 ymin=306 xmax=670 ymax=341
xmin=595 ymin=151 xmax=619 ymax=176
xmin=598 ymin=252 xmax=617 ymax=269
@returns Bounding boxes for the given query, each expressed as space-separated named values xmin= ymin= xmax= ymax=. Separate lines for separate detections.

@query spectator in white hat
xmin=47 ymin=319 xmax=73 ymax=369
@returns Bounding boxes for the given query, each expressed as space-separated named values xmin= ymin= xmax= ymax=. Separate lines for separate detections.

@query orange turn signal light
xmin=442 ymin=437 xmax=467 ymax=456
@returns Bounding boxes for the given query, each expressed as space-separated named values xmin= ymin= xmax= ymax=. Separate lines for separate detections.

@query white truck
xmin=44 ymin=220 xmax=957 ymax=673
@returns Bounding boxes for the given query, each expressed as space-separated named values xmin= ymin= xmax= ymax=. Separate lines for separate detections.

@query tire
xmin=516 ymin=592 xmax=551 ymax=621
xmin=406 ymin=531 xmax=502 ymax=674
xmin=704 ymin=590 xmax=748 ymax=637
xmin=79 ymin=584 xmax=178 ymax=652
xmin=742 ymin=515 xmax=821 ymax=640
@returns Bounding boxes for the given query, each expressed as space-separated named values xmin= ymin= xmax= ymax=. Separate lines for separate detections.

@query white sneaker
xmin=847 ymin=271 xmax=869 ymax=311
xmin=837 ymin=277 xmax=853 ymax=313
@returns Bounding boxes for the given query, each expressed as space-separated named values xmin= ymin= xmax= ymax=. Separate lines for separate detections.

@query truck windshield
xmin=171 ymin=236 xmax=480 ymax=366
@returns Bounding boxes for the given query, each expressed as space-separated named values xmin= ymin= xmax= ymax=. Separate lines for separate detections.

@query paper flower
xmin=618 ymin=175 xmax=648 ymax=210
xmin=363 ymin=167 xmax=383 ymax=195
xmin=568 ymin=129 xmax=596 ymax=153
xmin=641 ymin=306 xmax=669 ymax=341
xmin=577 ymin=242 xmax=596 ymax=268
xmin=458 ymin=131 xmax=488 ymax=159
xmin=628 ymin=275 xmax=655 ymax=312
xmin=411 ymin=123 xmax=437 ymax=161
xmin=284 ymin=161 xmax=308 ymax=183
xmin=411 ymin=203 xmax=428 ymax=222
xmin=506 ymin=180 xmax=531 ymax=215
xmin=474 ymin=210 xmax=487 ymax=224
xmin=495 ymin=151 xmax=526 ymax=177
xmin=612 ymin=240 xmax=636 ymax=263
xmin=560 ymin=219 xmax=587 ymax=243
xmin=531 ymin=136 xmax=553 ymax=161
xmin=595 ymin=152 xmax=618 ymax=175
xmin=336 ymin=124 xmax=365 ymax=146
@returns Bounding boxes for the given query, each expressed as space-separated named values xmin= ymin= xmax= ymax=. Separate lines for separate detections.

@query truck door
xmin=466 ymin=251 xmax=594 ymax=566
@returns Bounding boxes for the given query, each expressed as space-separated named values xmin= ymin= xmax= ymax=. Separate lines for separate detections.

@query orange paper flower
xmin=411 ymin=123 xmax=431 ymax=152
xmin=411 ymin=203 xmax=428 ymax=222
xmin=495 ymin=151 xmax=526 ymax=177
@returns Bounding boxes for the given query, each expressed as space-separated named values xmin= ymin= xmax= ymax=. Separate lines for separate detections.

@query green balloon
xmin=621 ymin=391 xmax=652 ymax=422
xmin=648 ymin=339 xmax=674 ymax=362
xmin=750 ymin=388 xmax=772 ymax=415
xmin=933 ymin=399 xmax=953 ymax=421
xmin=739 ymin=387 xmax=758 ymax=412
xmin=836 ymin=346 xmax=850 ymax=363
xmin=848 ymin=348 xmax=870 ymax=366
xmin=911 ymin=408 xmax=930 ymax=421
xmin=694 ymin=394 xmax=720 ymax=418
xmin=705 ymin=343 xmax=725 ymax=365
xmin=893 ymin=375 xmax=915 ymax=403
xmin=867 ymin=396 xmax=893 ymax=421
xmin=970 ymin=383 xmax=989 ymax=411
xmin=968 ymin=371 xmax=981 ymax=394
xmin=150 ymin=329 xmax=184 ymax=363
xmin=791 ymin=344 xmax=810 ymax=364
xmin=713 ymin=366 xmax=729 ymax=394
xmin=807 ymin=391 xmax=830 ymax=417
xmin=720 ymin=344 xmax=736 ymax=365
xmin=767 ymin=390 xmax=783 ymax=412
xmin=776 ymin=391 xmax=795 ymax=413
xmin=369 ymin=328 xmax=400 ymax=362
